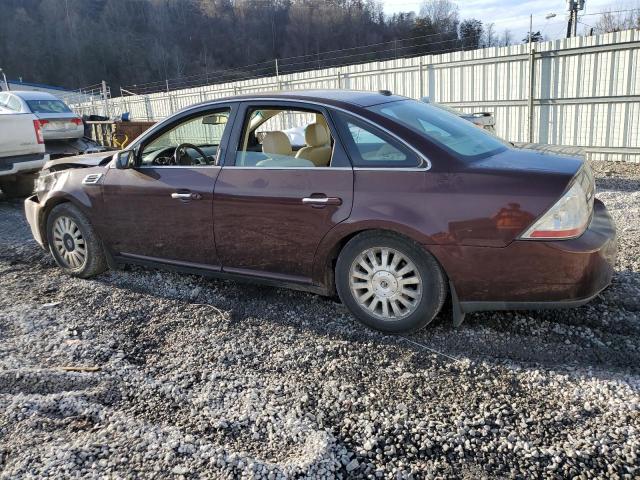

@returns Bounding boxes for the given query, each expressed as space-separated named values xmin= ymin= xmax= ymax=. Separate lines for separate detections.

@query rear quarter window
xmin=5 ymin=96 xmax=23 ymax=111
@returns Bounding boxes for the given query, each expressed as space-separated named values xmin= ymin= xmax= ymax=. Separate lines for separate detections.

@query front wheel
xmin=335 ymin=231 xmax=447 ymax=333
xmin=46 ymin=203 xmax=107 ymax=278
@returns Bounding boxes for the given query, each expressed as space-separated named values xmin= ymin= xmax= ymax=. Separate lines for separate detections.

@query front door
xmin=213 ymin=101 xmax=353 ymax=282
xmin=100 ymin=106 xmax=235 ymax=268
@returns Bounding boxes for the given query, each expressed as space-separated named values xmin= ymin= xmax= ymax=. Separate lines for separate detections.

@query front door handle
xmin=302 ymin=196 xmax=342 ymax=206
xmin=171 ymin=192 xmax=202 ymax=200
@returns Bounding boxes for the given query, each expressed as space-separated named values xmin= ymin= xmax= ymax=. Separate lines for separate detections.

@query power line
xmin=119 ymin=9 xmax=639 ymax=95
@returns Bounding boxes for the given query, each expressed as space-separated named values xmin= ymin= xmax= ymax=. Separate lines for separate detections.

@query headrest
xmin=304 ymin=123 xmax=330 ymax=147
xmin=262 ymin=131 xmax=292 ymax=156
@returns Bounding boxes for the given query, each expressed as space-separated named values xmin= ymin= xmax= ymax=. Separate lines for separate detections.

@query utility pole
xmin=566 ymin=0 xmax=585 ymax=38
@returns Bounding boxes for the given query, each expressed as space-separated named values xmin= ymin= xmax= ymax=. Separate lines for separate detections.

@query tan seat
xmin=257 ymin=131 xmax=314 ymax=168
xmin=262 ymin=131 xmax=292 ymax=157
xmin=295 ymin=123 xmax=332 ymax=167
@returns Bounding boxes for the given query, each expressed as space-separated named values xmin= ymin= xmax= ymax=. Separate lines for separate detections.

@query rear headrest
xmin=304 ymin=123 xmax=330 ymax=147
xmin=262 ymin=131 xmax=292 ymax=156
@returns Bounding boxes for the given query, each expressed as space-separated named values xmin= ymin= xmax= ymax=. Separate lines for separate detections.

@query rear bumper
xmin=430 ymin=199 xmax=617 ymax=311
xmin=0 ymin=154 xmax=49 ymax=176
xmin=24 ymin=194 xmax=46 ymax=249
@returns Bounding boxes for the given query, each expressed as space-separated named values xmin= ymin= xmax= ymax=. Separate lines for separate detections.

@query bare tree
xmin=594 ymin=8 xmax=640 ymax=33
xmin=0 ymin=0 xmax=504 ymax=93
xmin=500 ymin=29 xmax=513 ymax=46
xmin=483 ymin=22 xmax=496 ymax=47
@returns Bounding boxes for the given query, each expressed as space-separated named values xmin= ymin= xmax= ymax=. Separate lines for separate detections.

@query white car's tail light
xmin=521 ymin=167 xmax=595 ymax=240
xmin=33 ymin=120 xmax=45 ymax=144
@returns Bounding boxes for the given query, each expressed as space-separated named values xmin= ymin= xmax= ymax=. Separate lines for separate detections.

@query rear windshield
xmin=26 ymin=99 xmax=72 ymax=114
xmin=368 ymin=100 xmax=507 ymax=160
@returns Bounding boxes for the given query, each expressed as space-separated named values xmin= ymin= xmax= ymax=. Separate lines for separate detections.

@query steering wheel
xmin=173 ymin=143 xmax=210 ymax=166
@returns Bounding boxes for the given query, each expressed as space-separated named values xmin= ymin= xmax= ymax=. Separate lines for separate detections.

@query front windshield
xmin=368 ymin=100 xmax=507 ymax=160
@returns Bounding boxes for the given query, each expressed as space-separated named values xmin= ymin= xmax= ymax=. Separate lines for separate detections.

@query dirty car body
xmin=24 ymin=90 xmax=616 ymax=331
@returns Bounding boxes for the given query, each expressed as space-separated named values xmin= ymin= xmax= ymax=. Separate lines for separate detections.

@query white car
xmin=0 ymin=91 xmax=84 ymax=140
xmin=0 ymin=111 xmax=49 ymax=197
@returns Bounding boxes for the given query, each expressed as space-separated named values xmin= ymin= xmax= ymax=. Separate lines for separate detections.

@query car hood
xmin=43 ymin=151 xmax=117 ymax=171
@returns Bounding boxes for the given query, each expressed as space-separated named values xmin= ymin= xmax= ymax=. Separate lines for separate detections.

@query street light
xmin=546 ymin=13 xmax=557 ymax=19
xmin=0 ymin=68 xmax=8 ymax=91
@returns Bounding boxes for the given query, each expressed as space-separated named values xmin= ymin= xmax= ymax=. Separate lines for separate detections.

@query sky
xmin=382 ymin=0 xmax=639 ymax=42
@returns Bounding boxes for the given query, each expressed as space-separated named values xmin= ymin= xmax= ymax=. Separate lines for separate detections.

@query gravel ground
xmin=0 ymin=161 xmax=639 ymax=479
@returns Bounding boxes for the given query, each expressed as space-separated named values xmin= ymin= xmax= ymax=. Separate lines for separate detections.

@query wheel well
xmin=39 ymin=199 xmax=71 ymax=246
xmin=324 ymin=228 xmax=450 ymax=295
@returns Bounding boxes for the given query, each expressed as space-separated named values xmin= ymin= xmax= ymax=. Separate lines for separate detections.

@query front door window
xmin=140 ymin=109 xmax=231 ymax=167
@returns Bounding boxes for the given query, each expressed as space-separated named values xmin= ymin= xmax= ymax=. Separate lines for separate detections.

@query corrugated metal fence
xmin=70 ymin=29 xmax=640 ymax=162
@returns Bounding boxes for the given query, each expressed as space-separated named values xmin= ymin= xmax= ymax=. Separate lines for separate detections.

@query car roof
xmin=209 ymin=89 xmax=408 ymax=108
xmin=7 ymin=90 xmax=63 ymax=101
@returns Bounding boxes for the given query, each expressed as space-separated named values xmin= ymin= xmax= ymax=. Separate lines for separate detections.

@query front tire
xmin=46 ymin=203 xmax=107 ymax=278
xmin=336 ymin=231 xmax=447 ymax=333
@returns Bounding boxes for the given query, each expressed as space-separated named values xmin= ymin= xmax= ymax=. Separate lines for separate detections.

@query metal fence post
xmin=528 ymin=47 xmax=536 ymax=143
xmin=418 ymin=58 xmax=424 ymax=99
xmin=101 ymin=80 xmax=110 ymax=118
xmin=144 ymin=95 xmax=153 ymax=121
xmin=275 ymin=58 xmax=281 ymax=90
xmin=168 ymin=93 xmax=174 ymax=114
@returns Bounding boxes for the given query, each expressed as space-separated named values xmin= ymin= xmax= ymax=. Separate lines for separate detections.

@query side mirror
xmin=115 ymin=149 xmax=135 ymax=169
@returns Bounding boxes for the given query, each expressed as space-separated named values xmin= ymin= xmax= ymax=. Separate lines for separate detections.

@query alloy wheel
xmin=349 ymin=246 xmax=423 ymax=321
xmin=52 ymin=216 xmax=87 ymax=269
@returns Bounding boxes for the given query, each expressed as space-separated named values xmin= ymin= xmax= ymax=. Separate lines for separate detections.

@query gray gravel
xmin=1 ymin=161 xmax=639 ymax=479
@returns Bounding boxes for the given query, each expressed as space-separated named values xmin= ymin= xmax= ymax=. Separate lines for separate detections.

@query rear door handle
xmin=302 ymin=196 xmax=342 ymax=206
xmin=171 ymin=192 xmax=202 ymax=200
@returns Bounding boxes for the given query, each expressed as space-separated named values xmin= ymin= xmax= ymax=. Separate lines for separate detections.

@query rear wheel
xmin=336 ymin=231 xmax=447 ymax=333
xmin=46 ymin=203 xmax=107 ymax=278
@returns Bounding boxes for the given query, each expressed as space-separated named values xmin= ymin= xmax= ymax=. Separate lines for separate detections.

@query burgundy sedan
xmin=24 ymin=90 xmax=616 ymax=332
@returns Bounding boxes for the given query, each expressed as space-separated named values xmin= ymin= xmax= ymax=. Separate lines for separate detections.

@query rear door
xmin=99 ymin=104 xmax=237 ymax=268
xmin=213 ymin=101 xmax=353 ymax=283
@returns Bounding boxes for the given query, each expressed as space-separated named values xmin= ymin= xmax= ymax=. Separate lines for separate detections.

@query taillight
xmin=521 ymin=167 xmax=594 ymax=240
xmin=71 ymin=117 xmax=82 ymax=125
xmin=33 ymin=120 xmax=45 ymax=144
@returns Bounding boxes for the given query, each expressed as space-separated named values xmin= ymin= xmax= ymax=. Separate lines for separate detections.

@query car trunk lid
xmin=469 ymin=146 xmax=583 ymax=177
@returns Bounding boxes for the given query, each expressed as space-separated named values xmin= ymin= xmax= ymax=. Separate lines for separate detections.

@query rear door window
xmin=334 ymin=112 xmax=420 ymax=168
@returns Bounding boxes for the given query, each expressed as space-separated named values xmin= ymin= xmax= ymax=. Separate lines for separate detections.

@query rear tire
xmin=0 ymin=175 xmax=35 ymax=198
xmin=46 ymin=203 xmax=107 ymax=278
xmin=335 ymin=231 xmax=447 ymax=333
